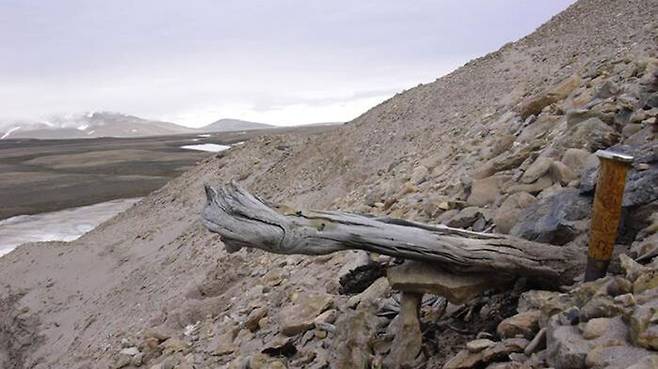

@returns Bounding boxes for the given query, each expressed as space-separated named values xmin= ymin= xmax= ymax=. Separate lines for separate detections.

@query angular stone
xmin=481 ymin=338 xmax=529 ymax=363
xmin=331 ymin=306 xmax=379 ymax=369
xmin=493 ymin=192 xmax=537 ymax=234
xmin=446 ymin=207 xmax=488 ymax=229
xmin=586 ymin=345 xmax=657 ymax=369
xmin=466 ymin=339 xmax=496 ymax=353
xmin=497 ymin=310 xmax=540 ymax=339
xmin=506 ymin=175 xmax=554 ymax=195
xmin=313 ymin=309 xmax=337 ymax=326
xmin=468 ymin=175 xmax=511 ymax=206
xmin=387 ymin=261 xmax=508 ymax=304
xmin=561 ymin=148 xmax=593 ymax=174
xmin=211 ymin=330 xmax=238 ymax=356
xmin=521 ymin=157 xmax=554 ymax=184
xmin=550 ymin=161 xmax=578 ymax=185
xmin=443 ymin=349 xmax=484 ymax=369
xmin=579 ymin=295 xmax=625 ymax=321
xmin=346 ymin=277 xmax=390 ymax=308
xmin=546 ymin=323 xmax=591 ymax=369
xmin=411 ymin=165 xmax=430 ymax=185
xmin=582 ymin=318 xmax=611 ymax=339
xmin=279 ymin=293 xmax=333 ymax=336
xmin=629 ymin=299 xmax=658 ymax=350
xmin=627 ymin=355 xmax=658 ymax=369
xmin=566 ymin=108 xmax=598 ymax=127
xmin=633 ymin=270 xmax=658 ymax=295
xmin=245 ymin=307 xmax=268 ymax=332
xmin=559 ymin=117 xmax=620 ymax=152
xmin=547 ymin=316 xmax=629 ymax=369
xmin=510 ymin=188 xmax=591 ymax=245
xmin=619 ymin=254 xmax=649 ymax=283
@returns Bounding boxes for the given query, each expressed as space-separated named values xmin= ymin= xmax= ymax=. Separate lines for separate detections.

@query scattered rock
xmin=245 ymin=307 xmax=268 ymax=332
xmin=506 ymin=174 xmax=554 ymax=195
xmin=466 ymin=339 xmax=496 ymax=353
xmin=559 ymin=117 xmax=620 ymax=152
xmin=446 ymin=207 xmax=488 ymax=229
xmin=411 ymin=165 xmax=430 ymax=185
xmin=280 ymin=293 xmax=334 ymax=336
xmin=493 ymin=192 xmax=537 ymax=233
xmin=497 ymin=310 xmax=540 ymax=339
xmin=346 ymin=277 xmax=390 ymax=308
xmin=550 ymin=161 xmax=578 ymax=185
xmin=561 ymin=148 xmax=593 ymax=174
xmin=521 ymin=157 xmax=554 ymax=184
xmin=467 ymin=175 xmax=511 ymax=206
xmin=581 ymin=317 xmax=611 ymax=339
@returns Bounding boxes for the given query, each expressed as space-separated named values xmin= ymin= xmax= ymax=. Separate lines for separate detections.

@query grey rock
xmin=446 ymin=207 xmax=488 ymax=229
xmin=521 ymin=157 xmax=554 ymax=184
xmin=468 ymin=175 xmax=511 ymax=206
xmin=559 ymin=117 xmax=620 ymax=152
xmin=580 ymin=142 xmax=658 ymax=209
xmin=493 ymin=192 xmax=537 ymax=234
xmin=497 ymin=310 xmax=540 ymax=339
xmin=510 ymin=189 xmax=591 ymax=245
xmin=586 ymin=345 xmax=657 ymax=369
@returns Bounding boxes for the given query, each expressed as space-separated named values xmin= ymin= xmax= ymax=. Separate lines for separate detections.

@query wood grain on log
xmin=202 ymin=182 xmax=585 ymax=286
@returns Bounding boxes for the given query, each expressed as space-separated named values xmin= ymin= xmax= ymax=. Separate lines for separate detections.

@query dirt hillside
xmin=1 ymin=0 xmax=657 ymax=368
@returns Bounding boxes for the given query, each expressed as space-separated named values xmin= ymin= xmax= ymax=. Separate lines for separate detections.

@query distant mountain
xmin=0 ymin=112 xmax=195 ymax=140
xmin=200 ymin=119 xmax=275 ymax=132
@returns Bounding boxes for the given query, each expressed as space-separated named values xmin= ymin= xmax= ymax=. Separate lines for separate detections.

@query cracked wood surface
xmin=202 ymin=182 xmax=585 ymax=286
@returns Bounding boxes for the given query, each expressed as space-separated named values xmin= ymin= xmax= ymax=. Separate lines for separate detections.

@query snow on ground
xmin=0 ymin=198 xmax=142 ymax=257
xmin=1 ymin=126 xmax=21 ymax=139
xmin=180 ymin=143 xmax=230 ymax=152
xmin=197 ymin=134 xmax=211 ymax=138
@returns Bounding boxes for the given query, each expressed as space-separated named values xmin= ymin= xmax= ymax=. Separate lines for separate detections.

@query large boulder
xmin=510 ymin=189 xmax=591 ymax=245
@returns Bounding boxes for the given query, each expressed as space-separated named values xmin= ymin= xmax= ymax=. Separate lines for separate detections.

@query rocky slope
xmin=0 ymin=0 xmax=657 ymax=368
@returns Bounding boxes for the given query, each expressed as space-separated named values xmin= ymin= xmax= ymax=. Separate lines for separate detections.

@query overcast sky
xmin=0 ymin=1 xmax=576 ymax=127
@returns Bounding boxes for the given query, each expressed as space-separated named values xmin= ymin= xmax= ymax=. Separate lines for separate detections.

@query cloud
xmin=0 ymin=0 xmax=577 ymax=126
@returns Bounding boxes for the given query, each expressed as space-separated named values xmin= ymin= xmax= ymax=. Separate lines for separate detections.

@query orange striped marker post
xmin=584 ymin=150 xmax=634 ymax=282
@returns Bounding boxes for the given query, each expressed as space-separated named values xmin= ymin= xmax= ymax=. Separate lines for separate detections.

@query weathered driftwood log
xmin=202 ymin=182 xmax=585 ymax=286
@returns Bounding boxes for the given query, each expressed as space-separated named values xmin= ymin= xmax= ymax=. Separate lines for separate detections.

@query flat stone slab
xmin=387 ymin=261 xmax=510 ymax=304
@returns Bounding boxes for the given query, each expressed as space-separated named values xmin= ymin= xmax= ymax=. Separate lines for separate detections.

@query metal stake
xmin=584 ymin=150 xmax=634 ymax=282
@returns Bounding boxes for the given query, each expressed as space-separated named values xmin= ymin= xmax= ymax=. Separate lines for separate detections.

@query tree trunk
xmin=202 ymin=182 xmax=585 ymax=287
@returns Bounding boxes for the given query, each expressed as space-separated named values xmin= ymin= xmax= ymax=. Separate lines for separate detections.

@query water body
xmin=0 ymin=198 xmax=141 ymax=256
xmin=180 ymin=143 xmax=231 ymax=152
